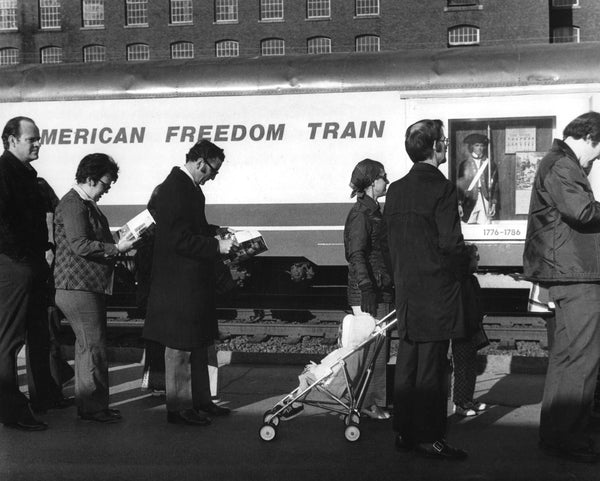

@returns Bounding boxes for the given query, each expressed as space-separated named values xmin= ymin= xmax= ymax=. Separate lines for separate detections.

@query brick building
xmin=0 ymin=0 xmax=595 ymax=65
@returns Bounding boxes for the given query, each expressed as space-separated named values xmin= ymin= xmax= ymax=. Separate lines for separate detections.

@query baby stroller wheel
xmin=344 ymin=412 xmax=360 ymax=426
xmin=344 ymin=424 xmax=361 ymax=442
xmin=263 ymin=411 xmax=280 ymax=426
xmin=259 ymin=424 xmax=277 ymax=442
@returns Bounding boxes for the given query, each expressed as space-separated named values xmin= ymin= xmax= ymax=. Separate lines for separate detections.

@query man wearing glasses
xmin=0 ymin=116 xmax=68 ymax=431
xmin=143 ymin=139 xmax=234 ymax=426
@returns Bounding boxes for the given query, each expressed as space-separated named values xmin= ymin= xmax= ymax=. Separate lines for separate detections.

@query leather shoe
xmin=197 ymin=402 xmax=231 ymax=417
xmin=539 ymin=440 xmax=600 ymax=464
xmin=415 ymin=440 xmax=468 ymax=460
xmin=78 ymin=409 xmax=122 ymax=424
xmin=168 ymin=409 xmax=211 ymax=426
xmin=4 ymin=415 xmax=48 ymax=432
xmin=395 ymin=434 xmax=414 ymax=452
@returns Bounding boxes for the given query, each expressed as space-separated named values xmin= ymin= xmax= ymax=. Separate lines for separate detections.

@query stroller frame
xmin=259 ymin=310 xmax=397 ymax=442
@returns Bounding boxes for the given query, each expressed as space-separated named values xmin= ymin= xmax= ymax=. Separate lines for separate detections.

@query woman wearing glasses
xmin=343 ymin=158 xmax=393 ymax=419
xmin=53 ymin=153 xmax=135 ymax=423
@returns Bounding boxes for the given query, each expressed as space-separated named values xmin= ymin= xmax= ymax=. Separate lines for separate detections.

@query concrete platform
xmin=1 ymin=356 xmax=598 ymax=481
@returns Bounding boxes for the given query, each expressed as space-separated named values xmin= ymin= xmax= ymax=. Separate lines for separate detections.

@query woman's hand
xmin=116 ymin=238 xmax=136 ymax=254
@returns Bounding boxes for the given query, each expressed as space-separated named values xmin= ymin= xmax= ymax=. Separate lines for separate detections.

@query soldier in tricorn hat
xmin=456 ymin=133 xmax=498 ymax=224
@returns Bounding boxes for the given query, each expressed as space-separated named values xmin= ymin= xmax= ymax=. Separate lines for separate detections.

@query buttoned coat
xmin=143 ymin=168 xmax=220 ymax=350
xmin=384 ymin=163 xmax=468 ymax=342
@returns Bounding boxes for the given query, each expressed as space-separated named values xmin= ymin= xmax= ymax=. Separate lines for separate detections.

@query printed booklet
xmin=118 ymin=209 xmax=156 ymax=241
xmin=220 ymin=230 xmax=268 ymax=264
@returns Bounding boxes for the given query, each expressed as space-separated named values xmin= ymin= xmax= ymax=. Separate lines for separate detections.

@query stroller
xmin=259 ymin=310 xmax=397 ymax=442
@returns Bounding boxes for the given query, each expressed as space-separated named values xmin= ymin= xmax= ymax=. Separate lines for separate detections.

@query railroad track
xmin=101 ymin=308 xmax=550 ymax=349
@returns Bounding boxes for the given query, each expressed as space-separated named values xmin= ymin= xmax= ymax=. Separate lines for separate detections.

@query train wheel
xmin=344 ymin=424 xmax=360 ymax=442
xmin=259 ymin=424 xmax=277 ymax=442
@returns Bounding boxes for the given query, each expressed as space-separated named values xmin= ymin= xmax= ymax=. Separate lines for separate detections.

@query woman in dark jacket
xmin=54 ymin=154 xmax=135 ymax=423
xmin=343 ymin=158 xmax=393 ymax=419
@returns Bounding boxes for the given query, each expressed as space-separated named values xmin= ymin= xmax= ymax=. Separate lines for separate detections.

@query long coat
xmin=143 ymin=167 xmax=220 ymax=350
xmin=384 ymin=162 xmax=468 ymax=342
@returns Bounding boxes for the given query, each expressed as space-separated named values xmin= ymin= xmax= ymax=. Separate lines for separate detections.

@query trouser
xmin=56 ymin=289 xmax=109 ymax=415
xmin=540 ymin=283 xmax=600 ymax=450
xmin=451 ymin=337 xmax=478 ymax=406
xmin=165 ymin=346 xmax=212 ymax=412
xmin=0 ymin=255 xmax=34 ymax=423
xmin=393 ymin=336 xmax=450 ymax=444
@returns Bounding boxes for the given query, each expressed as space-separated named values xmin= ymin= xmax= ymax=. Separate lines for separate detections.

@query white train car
xmin=2 ymin=42 xmax=600 ymax=277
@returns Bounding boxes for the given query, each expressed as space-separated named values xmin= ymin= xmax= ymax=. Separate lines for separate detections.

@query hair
xmin=186 ymin=139 xmax=225 ymax=164
xmin=349 ymin=158 xmax=385 ymax=198
xmin=405 ymin=119 xmax=444 ymax=163
xmin=75 ymin=153 xmax=119 ymax=184
xmin=563 ymin=111 xmax=600 ymax=144
xmin=2 ymin=116 xmax=36 ymax=150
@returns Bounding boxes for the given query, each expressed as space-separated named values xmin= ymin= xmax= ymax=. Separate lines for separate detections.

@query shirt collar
xmin=73 ymin=184 xmax=98 ymax=207
xmin=179 ymin=165 xmax=197 ymax=186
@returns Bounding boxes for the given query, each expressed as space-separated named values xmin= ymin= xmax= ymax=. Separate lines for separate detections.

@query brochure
xmin=118 ymin=209 xmax=156 ymax=241
xmin=220 ymin=230 xmax=268 ymax=264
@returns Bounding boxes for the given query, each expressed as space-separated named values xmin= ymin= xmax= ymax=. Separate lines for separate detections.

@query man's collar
xmin=179 ymin=165 xmax=197 ymax=186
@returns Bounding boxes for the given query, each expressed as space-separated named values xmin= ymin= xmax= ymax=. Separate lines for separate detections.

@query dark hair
xmin=349 ymin=158 xmax=385 ymax=198
xmin=75 ymin=153 xmax=119 ymax=184
xmin=405 ymin=119 xmax=444 ymax=163
xmin=563 ymin=112 xmax=600 ymax=144
xmin=186 ymin=139 xmax=225 ymax=164
xmin=2 ymin=116 xmax=36 ymax=150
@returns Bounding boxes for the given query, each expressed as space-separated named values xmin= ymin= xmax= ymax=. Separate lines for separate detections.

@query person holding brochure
xmin=143 ymin=139 xmax=234 ymax=426
xmin=54 ymin=153 xmax=136 ymax=423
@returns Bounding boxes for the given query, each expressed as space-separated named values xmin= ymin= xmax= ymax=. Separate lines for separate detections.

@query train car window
xmin=448 ymin=116 xmax=555 ymax=225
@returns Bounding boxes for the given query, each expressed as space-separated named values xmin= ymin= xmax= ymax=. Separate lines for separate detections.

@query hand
xmin=360 ymin=288 xmax=378 ymax=317
xmin=218 ymin=238 xmax=234 ymax=255
xmin=488 ymin=203 xmax=496 ymax=217
xmin=116 ymin=238 xmax=136 ymax=254
xmin=458 ymin=204 xmax=464 ymax=218
xmin=45 ymin=249 xmax=54 ymax=267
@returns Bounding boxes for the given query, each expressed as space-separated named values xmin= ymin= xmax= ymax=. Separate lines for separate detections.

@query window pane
xmin=447 ymin=0 xmax=478 ymax=6
xmin=215 ymin=40 xmax=239 ymax=57
xmin=261 ymin=38 xmax=285 ymax=56
xmin=448 ymin=25 xmax=480 ymax=46
xmin=171 ymin=0 xmax=193 ymax=23
xmin=82 ymin=0 xmax=104 ymax=27
xmin=355 ymin=35 xmax=380 ymax=52
xmin=553 ymin=26 xmax=580 ymax=43
xmin=171 ymin=41 xmax=194 ymax=59
xmin=126 ymin=0 xmax=148 ymax=26
xmin=0 ymin=47 xmax=19 ymax=65
xmin=40 ymin=0 xmax=61 ymax=29
xmin=0 ymin=0 xmax=17 ymax=30
xmin=215 ymin=0 xmax=238 ymax=22
xmin=127 ymin=43 xmax=150 ymax=61
xmin=356 ymin=0 xmax=379 ymax=16
xmin=307 ymin=0 xmax=330 ymax=19
xmin=260 ymin=0 xmax=283 ymax=20
xmin=41 ymin=46 xmax=62 ymax=64
xmin=307 ymin=37 xmax=331 ymax=54
xmin=552 ymin=0 xmax=578 ymax=7
xmin=83 ymin=44 xmax=106 ymax=62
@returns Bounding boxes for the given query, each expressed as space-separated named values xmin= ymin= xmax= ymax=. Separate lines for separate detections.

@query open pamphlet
xmin=118 ymin=209 xmax=156 ymax=241
xmin=220 ymin=230 xmax=268 ymax=264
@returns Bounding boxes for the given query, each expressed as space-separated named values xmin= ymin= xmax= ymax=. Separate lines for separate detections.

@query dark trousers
xmin=540 ymin=283 xmax=600 ymax=450
xmin=165 ymin=346 xmax=212 ymax=412
xmin=451 ymin=337 xmax=478 ymax=406
xmin=393 ymin=336 xmax=450 ymax=444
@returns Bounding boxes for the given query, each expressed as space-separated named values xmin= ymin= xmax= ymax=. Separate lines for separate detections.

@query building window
xmin=261 ymin=38 xmax=285 ymax=56
xmin=447 ymin=0 xmax=478 ymax=5
xmin=170 ymin=0 xmax=193 ymax=24
xmin=41 ymin=46 xmax=62 ymax=64
xmin=127 ymin=43 xmax=149 ymax=61
xmin=552 ymin=26 xmax=580 ymax=43
xmin=0 ymin=0 xmax=17 ymax=30
xmin=126 ymin=0 xmax=148 ymax=26
xmin=82 ymin=0 xmax=104 ymax=28
xmin=355 ymin=0 xmax=378 ymax=16
xmin=0 ymin=47 xmax=19 ymax=65
xmin=355 ymin=35 xmax=380 ymax=52
xmin=216 ymin=40 xmax=239 ymax=57
xmin=215 ymin=0 xmax=238 ymax=23
xmin=171 ymin=41 xmax=194 ymax=59
xmin=552 ymin=0 xmax=578 ymax=7
xmin=307 ymin=36 xmax=331 ymax=54
xmin=448 ymin=25 xmax=480 ymax=46
xmin=83 ymin=44 xmax=106 ymax=62
xmin=307 ymin=0 xmax=330 ymax=19
xmin=260 ymin=0 xmax=283 ymax=21
xmin=40 ymin=0 xmax=61 ymax=29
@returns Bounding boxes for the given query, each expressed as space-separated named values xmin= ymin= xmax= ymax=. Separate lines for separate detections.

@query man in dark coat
xmin=384 ymin=119 xmax=468 ymax=460
xmin=143 ymin=140 xmax=233 ymax=426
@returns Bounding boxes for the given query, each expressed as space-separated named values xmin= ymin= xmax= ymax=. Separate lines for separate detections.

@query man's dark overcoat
xmin=143 ymin=167 xmax=220 ymax=350
xmin=384 ymin=162 xmax=467 ymax=342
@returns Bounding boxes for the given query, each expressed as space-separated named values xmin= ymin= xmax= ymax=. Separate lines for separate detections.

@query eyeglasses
xmin=440 ymin=137 xmax=450 ymax=147
xmin=98 ymin=179 xmax=113 ymax=190
xmin=204 ymin=159 xmax=220 ymax=177
xmin=376 ymin=173 xmax=388 ymax=182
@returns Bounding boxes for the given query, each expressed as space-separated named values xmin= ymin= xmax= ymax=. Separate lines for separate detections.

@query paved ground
xmin=1 ymin=354 xmax=598 ymax=481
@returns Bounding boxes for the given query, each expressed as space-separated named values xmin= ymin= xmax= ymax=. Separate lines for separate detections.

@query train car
xmin=2 ymin=42 xmax=600 ymax=300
